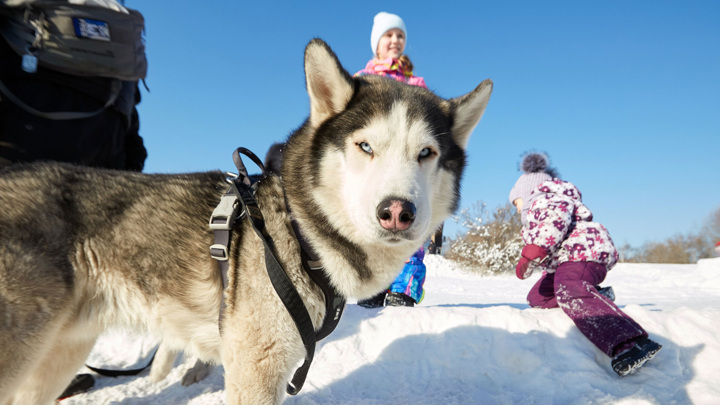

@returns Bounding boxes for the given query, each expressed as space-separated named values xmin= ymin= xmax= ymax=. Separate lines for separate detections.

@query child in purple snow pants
xmin=509 ymin=152 xmax=662 ymax=377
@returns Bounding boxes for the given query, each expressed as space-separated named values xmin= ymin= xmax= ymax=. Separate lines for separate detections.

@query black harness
xmin=209 ymin=147 xmax=346 ymax=395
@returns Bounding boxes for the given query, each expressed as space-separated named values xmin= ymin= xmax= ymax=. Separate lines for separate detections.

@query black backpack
xmin=0 ymin=0 xmax=148 ymax=170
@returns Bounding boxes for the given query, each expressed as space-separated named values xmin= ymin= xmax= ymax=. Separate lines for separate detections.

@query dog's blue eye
xmin=359 ymin=142 xmax=373 ymax=155
xmin=419 ymin=148 xmax=431 ymax=159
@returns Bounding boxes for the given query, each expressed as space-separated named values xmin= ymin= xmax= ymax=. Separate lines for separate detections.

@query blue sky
xmin=125 ymin=0 xmax=719 ymax=248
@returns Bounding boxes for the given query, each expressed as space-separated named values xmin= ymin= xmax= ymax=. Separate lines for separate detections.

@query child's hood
xmin=527 ymin=179 xmax=594 ymax=222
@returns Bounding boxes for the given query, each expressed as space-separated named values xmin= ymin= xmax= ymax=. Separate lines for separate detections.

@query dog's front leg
xmin=148 ymin=343 xmax=178 ymax=383
xmin=221 ymin=311 xmax=305 ymax=405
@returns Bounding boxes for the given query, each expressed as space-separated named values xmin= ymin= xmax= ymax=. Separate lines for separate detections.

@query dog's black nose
xmin=377 ymin=198 xmax=416 ymax=231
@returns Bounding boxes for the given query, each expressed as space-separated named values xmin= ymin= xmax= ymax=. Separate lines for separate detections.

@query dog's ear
xmin=304 ymin=38 xmax=354 ymax=128
xmin=448 ymin=79 xmax=493 ymax=149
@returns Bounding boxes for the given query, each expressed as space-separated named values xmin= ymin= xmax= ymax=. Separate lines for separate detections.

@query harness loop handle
xmin=232 ymin=147 xmax=265 ymax=186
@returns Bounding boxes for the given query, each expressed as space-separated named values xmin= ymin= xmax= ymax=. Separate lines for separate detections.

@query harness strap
xmin=290 ymin=219 xmax=346 ymax=341
xmin=209 ymin=147 xmax=343 ymax=395
xmin=208 ymin=147 xmax=259 ymax=331
xmin=235 ymin=181 xmax=317 ymax=394
xmin=209 ymin=187 xmax=240 ymax=333
xmin=85 ymin=347 xmax=158 ymax=377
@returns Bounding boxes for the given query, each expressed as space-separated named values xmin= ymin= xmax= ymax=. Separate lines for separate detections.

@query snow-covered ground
xmin=63 ymin=257 xmax=720 ymax=404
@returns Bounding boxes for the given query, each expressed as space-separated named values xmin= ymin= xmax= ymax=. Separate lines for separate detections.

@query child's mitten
xmin=516 ymin=244 xmax=548 ymax=279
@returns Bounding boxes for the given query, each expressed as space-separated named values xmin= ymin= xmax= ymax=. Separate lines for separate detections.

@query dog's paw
xmin=181 ymin=359 xmax=213 ymax=386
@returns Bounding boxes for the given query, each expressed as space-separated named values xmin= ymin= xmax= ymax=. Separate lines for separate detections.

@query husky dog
xmin=0 ymin=39 xmax=492 ymax=404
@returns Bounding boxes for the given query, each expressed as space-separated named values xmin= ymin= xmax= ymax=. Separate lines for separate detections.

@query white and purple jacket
xmin=522 ymin=179 xmax=619 ymax=272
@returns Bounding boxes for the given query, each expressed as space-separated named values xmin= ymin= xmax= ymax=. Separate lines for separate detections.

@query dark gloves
xmin=516 ymin=244 xmax=548 ymax=279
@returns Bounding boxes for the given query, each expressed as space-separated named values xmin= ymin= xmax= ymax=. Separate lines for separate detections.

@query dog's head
xmin=283 ymin=39 xmax=492 ymax=297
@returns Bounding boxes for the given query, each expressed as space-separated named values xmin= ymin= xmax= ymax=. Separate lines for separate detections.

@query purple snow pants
xmin=526 ymin=261 xmax=647 ymax=357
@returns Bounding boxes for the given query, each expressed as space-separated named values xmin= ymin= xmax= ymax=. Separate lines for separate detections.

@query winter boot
xmin=385 ymin=292 xmax=415 ymax=307
xmin=611 ymin=337 xmax=662 ymax=377
xmin=597 ymin=286 xmax=615 ymax=302
xmin=58 ymin=373 xmax=95 ymax=400
xmin=357 ymin=291 xmax=386 ymax=308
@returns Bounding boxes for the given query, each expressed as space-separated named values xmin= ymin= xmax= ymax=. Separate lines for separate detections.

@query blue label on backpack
xmin=72 ymin=18 xmax=111 ymax=42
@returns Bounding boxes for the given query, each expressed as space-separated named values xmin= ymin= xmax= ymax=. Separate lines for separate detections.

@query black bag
xmin=0 ymin=0 xmax=147 ymax=170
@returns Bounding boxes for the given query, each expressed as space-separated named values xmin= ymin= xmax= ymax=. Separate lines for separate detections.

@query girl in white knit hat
xmin=354 ymin=11 xmax=426 ymax=88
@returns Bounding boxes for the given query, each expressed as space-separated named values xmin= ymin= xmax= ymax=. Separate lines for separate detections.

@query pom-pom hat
xmin=371 ymin=12 xmax=406 ymax=55
xmin=508 ymin=152 xmax=557 ymax=205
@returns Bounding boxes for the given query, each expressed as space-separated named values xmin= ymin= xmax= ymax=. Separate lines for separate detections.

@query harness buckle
xmin=209 ymin=194 xmax=240 ymax=230
xmin=209 ymin=243 xmax=229 ymax=261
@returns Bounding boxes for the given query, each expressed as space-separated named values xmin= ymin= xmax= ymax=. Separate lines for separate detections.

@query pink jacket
xmin=522 ymin=179 xmax=619 ymax=272
xmin=354 ymin=57 xmax=427 ymax=88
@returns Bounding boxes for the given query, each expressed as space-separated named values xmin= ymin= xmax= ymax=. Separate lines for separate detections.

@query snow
xmin=63 ymin=257 xmax=720 ymax=404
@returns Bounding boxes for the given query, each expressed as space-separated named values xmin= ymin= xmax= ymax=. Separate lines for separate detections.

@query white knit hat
xmin=371 ymin=12 xmax=406 ymax=55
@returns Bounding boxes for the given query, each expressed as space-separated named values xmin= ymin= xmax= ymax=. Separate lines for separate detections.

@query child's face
xmin=513 ymin=198 xmax=523 ymax=214
xmin=376 ymin=29 xmax=406 ymax=60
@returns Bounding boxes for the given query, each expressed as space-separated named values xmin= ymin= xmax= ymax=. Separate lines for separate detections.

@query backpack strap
xmin=0 ymin=77 xmax=120 ymax=120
